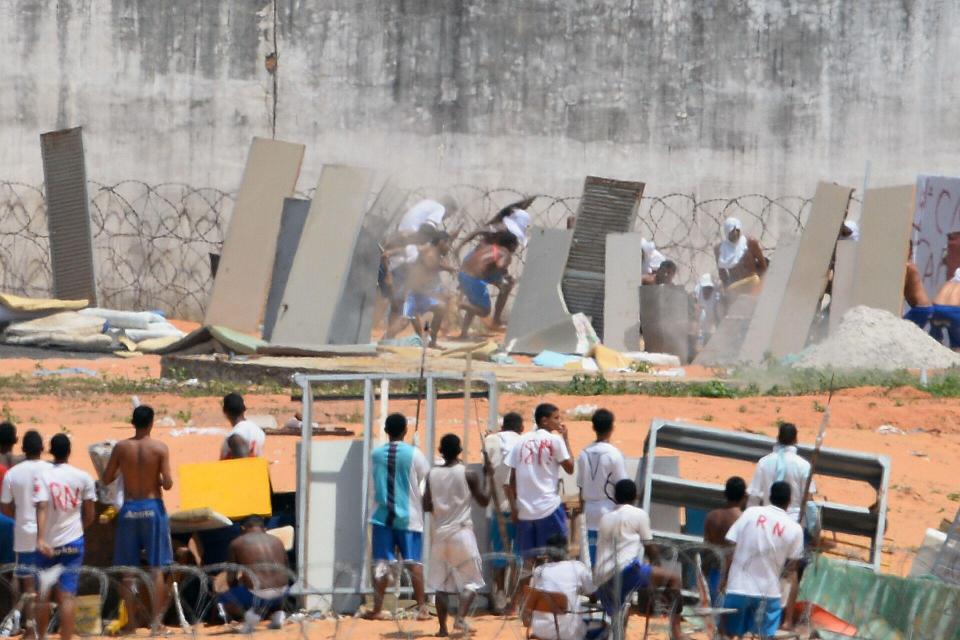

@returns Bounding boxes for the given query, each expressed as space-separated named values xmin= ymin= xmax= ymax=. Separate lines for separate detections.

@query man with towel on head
xmin=715 ymin=217 xmax=768 ymax=295
xmin=930 ymin=268 xmax=960 ymax=348
xmin=640 ymin=239 xmax=666 ymax=285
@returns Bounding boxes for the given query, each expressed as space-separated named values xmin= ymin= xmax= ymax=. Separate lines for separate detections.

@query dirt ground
xmin=0 ymin=353 xmax=955 ymax=638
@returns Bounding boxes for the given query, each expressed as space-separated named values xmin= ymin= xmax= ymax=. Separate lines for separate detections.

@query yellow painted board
xmin=179 ymin=457 xmax=272 ymax=519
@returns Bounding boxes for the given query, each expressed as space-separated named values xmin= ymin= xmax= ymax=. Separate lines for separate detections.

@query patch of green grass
xmin=699 ymin=414 xmax=714 ymax=422
xmin=175 ymin=409 xmax=193 ymax=424
xmin=948 ymin=492 xmax=960 ymax=502
xmin=812 ymin=400 xmax=826 ymax=413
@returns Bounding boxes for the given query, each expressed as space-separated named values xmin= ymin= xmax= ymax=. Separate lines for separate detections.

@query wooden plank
xmin=740 ymin=234 xmax=802 ymax=363
xmin=603 ymin=233 xmax=645 ymax=351
xmin=40 ymin=127 xmax=98 ymax=304
xmin=270 ymin=165 xmax=374 ymax=346
xmin=851 ymin=185 xmax=915 ymax=315
xmin=205 ymin=137 xmax=304 ymax=333
xmin=766 ymin=182 xmax=853 ymax=359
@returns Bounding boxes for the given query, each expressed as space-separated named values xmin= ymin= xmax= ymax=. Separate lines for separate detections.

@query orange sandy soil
xmin=1 ymin=354 xmax=956 ymax=638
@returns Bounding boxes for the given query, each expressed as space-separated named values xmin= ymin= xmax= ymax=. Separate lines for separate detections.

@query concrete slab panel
xmin=40 ymin=127 xmax=98 ymax=304
xmin=603 ymin=233 xmax=645 ymax=351
xmin=639 ymin=285 xmax=692 ymax=362
xmin=851 ymin=185 xmax=915 ymax=315
xmin=912 ymin=175 xmax=960 ymax=299
xmin=692 ymin=294 xmax=757 ymax=366
xmin=329 ymin=182 xmax=408 ymax=344
xmin=829 ymin=240 xmax=858 ymax=334
xmin=205 ymin=138 xmax=304 ymax=332
xmin=562 ymin=176 xmax=644 ymax=339
xmin=505 ymin=227 xmax=574 ymax=353
xmin=739 ymin=234 xmax=802 ymax=363
xmin=262 ymin=198 xmax=310 ymax=342
xmin=271 ymin=165 xmax=374 ymax=346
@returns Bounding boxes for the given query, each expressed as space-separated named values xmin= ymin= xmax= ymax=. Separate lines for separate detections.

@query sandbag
xmin=5 ymin=311 xmax=106 ymax=337
xmin=79 ymin=307 xmax=164 ymax=330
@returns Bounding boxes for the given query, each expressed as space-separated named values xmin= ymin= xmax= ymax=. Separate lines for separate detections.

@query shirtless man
xmin=702 ymin=476 xmax=747 ymax=605
xmin=103 ymin=406 xmax=173 ymax=633
xmin=399 ymin=231 xmax=456 ymax=347
xmin=931 ymin=268 xmax=960 ymax=348
xmin=904 ymin=259 xmax=934 ymax=329
xmin=455 ymin=196 xmax=535 ymax=254
xmin=457 ymin=231 xmax=517 ymax=338
xmin=218 ymin=516 xmax=289 ymax=631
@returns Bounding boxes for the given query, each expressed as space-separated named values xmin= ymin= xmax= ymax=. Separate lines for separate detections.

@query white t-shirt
xmin=398 ymin=199 xmax=447 ymax=233
xmin=576 ymin=442 xmax=628 ymax=530
xmin=749 ymin=445 xmax=815 ymax=520
xmin=725 ymin=505 xmax=804 ymax=598
xmin=505 ymin=429 xmax=570 ymax=521
xmin=37 ymin=463 xmax=96 ymax=548
xmin=484 ymin=430 xmax=521 ymax=514
xmin=0 ymin=460 xmax=52 ymax=552
xmin=593 ymin=505 xmax=653 ymax=586
xmin=220 ymin=419 xmax=266 ymax=459
xmin=530 ymin=560 xmax=597 ymax=640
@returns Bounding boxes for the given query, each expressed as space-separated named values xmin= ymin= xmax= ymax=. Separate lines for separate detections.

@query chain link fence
xmin=0 ymin=180 xmax=825 ymax=321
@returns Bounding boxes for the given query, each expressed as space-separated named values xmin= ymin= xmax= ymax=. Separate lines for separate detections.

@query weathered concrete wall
xmin=2 ymin=0 xmax=959 ymax=197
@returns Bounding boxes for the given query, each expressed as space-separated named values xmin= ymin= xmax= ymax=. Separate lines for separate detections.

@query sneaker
xmin=268 ymin=611 xmax=285 ymax=630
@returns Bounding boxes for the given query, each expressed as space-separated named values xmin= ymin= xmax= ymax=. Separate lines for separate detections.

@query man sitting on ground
xmin=703 ymin=476 xmax=748 ymax=604
xmin=593 ymin=480 xmax=688 ymax=639
xmin=367 ymin=414 xmax=431 ymax=620
xmin=219 ymin=393 xmax=266 ymax=460
xmin=526 ymin=533 xmax=598 ymax=640
xmin=722 ymin=481 xmax=803 ymax=639
xmin=35 ymin=434 xmax=96 ymax=640
xmin=218 ymin=516 xmax=290 ymax=631
xmin=423 ymin=434 xmax=491 ymax=636
xmin=748 ymin=422 xmax=814 ymax=522
xmin=930 ymin=268 xmax=960 ymax=348
xmin=576 ymin=409 xmax=627 ymax=567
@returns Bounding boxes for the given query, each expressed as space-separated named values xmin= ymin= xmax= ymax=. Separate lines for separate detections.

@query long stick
xmin=799 ymin=374 xmax=835 ymax=527
xmin=412 ymin=321 xmax=429 ymax=446
xmin=468 ymin=374 xmax=511 ymax=567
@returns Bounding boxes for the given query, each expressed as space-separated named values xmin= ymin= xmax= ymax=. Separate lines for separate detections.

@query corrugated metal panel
xmin=262 ymin=198 xmax=311 ymax=342
xmin=40 ymin=127 xmax=98 ymax=304
xmin=561 ymin=176 xmax=644 ymax=339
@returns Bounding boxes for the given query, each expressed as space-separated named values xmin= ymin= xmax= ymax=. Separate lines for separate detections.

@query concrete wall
xmin=2 ymin=0 xmax=959 ymax=197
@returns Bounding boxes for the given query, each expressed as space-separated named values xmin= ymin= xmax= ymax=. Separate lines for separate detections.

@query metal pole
xmin=360 ymin=378 xmax=374 ymax=591
xmin=463 ymin=353 xmax=472 ymax=461
xmin=484 ymin=373 xmax=498 ymax=432
xmin=378 ymin=378 xmax=389 ymax=445
xmin=295 ymin=374 xmax=313 ymax=595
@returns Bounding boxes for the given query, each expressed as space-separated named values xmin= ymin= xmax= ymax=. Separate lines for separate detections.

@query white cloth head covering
xmin=640 ymin=238 xmax=666 ymax=274
xmin=953 ymin=268 xmax=960 ymax=283
xmin=718 ymin=217 xmax=748 ymax=270
xmin=695 ymin=273 xmax=716 ymax=302
xmin=504 ymin=208 xmax=531 ymax=246
xmin=398 ymin=199 xmax=447 ymax=233
xmin=841 ymin=220 xmax=860 ymax=241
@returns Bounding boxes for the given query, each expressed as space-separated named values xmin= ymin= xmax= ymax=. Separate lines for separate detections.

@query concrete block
xmin=205 ymin=138 xmax=304 ymax=333
xmin=603 ymin=233 xmax=645 ymax=351
xmin=40 ymin=127 xmax=98 ymax=304
xmin=270 ymin=165 xmax=374 ymax=346
xmin=262 ymin=198 xmax=310 ymax=342
xmin=639 ymin=285 xmax=691 ymax=363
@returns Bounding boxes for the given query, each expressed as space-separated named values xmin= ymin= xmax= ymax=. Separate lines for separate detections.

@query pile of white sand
xmin=793 ymin=305 xmax=960 ymax=371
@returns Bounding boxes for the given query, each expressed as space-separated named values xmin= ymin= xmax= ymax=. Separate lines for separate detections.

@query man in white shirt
xmin=593 ymin=480 xmax=687 ymax=639
xmin=483 ymin=411 xmax=523 ymax=610
xmin=723 ymin=481 xmax=804 ymax=638
xmin=0 ymin=430 xmax=52 ymax=631
xmin=35 ymin=434 xmax=96 ymax=640
xmin=219 ymin=393 xmax=266 ymax=460
xmin=526 ymin=533 xmax=597 ymax=640
xmin=576 ymin=409 xmax=628 ymax=566
xmin=748 ymin=423 xmax=814 ymax=521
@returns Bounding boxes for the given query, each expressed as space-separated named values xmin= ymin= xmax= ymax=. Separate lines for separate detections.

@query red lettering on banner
xmin=773 ymin=522 xmax=786 ymax=537
xmin=755 ymin=515 xmax=767 ymax=529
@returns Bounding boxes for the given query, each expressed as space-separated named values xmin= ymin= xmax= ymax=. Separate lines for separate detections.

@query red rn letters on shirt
xmin=48 ymin=482 xmax=82 ymax=511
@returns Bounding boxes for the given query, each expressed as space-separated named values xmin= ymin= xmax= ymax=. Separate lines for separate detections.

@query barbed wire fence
xmin=0 ymin=180 xmax=844 ymax=321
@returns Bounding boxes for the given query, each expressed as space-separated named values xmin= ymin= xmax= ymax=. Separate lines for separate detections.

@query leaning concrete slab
xmin=561 ymin=176 xmax=644 ymax=340
xmin=603 ymin=233 xmax=645 ymax=351
xmin=692 ymin=294 xmax=757 ymax=366
xmin=40 ymin=127 xmax=98 ymax=304
xmin=739 ymin=234 xmax=802 ymax=363
xmin=828 ymin=239 xmax=858 ymax=335
xmin=639 ymin=285 xmax=691 ymax=363
xmin=270 ymin=165 xmax=374 ymax=346
xmin=329 ymin=181 xmax=408 ymax=345
xmin=505 ymin=227 xmax=575 ymax=354
xmin=850 ymin=185 xmax=915 ymax=315
xmin=262 ymin=198 xmax=310 ymax=342
xmin=205 ymin=138 xmax=304 ymax=333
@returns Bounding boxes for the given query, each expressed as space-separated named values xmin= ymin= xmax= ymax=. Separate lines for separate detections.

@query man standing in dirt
xmin=103 ymin=406 xmax=174 ymax=633
xmin=703 ymin=476 xmax=748 ymax=604
xmin=219 ymin=393 xmax=266 ymax=460
xmin=748 ymin=423 xmax=814 ymax=522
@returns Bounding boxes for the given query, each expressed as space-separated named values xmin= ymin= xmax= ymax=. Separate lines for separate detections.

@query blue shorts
xmin=458 ymin=272 xmax=492 ymax=316
xmin=904 ymin=305 xmax=933 ymax=329
xmin=931 ymin=304 xmax=960 ymax=347
xmin=489 ymin=514 xmax=517 ymax=569
xmin=707 ymin=567 xmax=721 ymax=606
xmin=40 ymin=537 xmax=84 ymax=594
xmin=371 ymin=524 xmax=422 ymax=563
xmin=15 ymin=551 xmax=40 ymax=579
xmin=597 ymin=559 xmax=652 ymax=616
xmin=516 ymin=507 xmax=568 ymax=559
xmin=587 ymin=530 xmax=598 ymax=567
xmin=403 ymin=293 xmax=440 ymax=319
xmin=722 ymin=593 xmax=783 ymax=638
xmin=218 ymin=585 xmax=287 ymax=613
xmin=114 ymin=499 xmax=173 ymax=568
